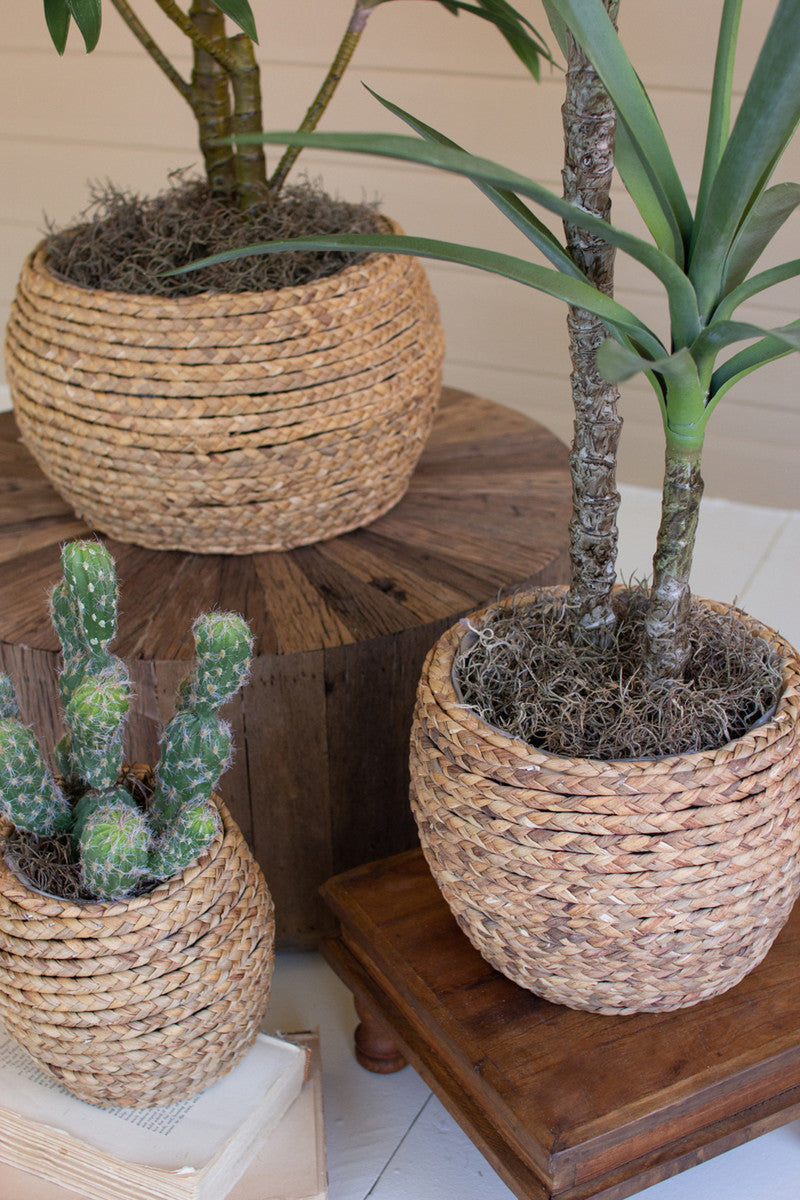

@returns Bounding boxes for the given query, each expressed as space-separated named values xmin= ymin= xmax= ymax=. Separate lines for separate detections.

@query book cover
xmin=0 ymin=1023 xmax=309 ymax=1200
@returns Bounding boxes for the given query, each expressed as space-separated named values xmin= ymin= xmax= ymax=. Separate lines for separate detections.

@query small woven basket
xmin=0 ymin=792 xmax=275 ymax=1107
xmin=4 ymin=221 xmax=444 ymax=554
xmin=410 ymin=590 xmax=800 ymax=1015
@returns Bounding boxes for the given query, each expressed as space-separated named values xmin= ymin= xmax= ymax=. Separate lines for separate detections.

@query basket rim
xmin=425 ymin=585 xmax=800 ymax=778
xmin=27 ymin=213 xmax=403 ymax=310
xmin=0 ymin=787 xmax=234 ymax=917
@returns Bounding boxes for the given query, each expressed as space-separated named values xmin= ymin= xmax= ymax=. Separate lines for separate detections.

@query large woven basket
xmin=0 ymin=793 xmax=275 ymax=1107
xmin=4 ymin=222 xmax=444 ymax=554
xmin=410 ymin=591 xmax=800 ymax=1015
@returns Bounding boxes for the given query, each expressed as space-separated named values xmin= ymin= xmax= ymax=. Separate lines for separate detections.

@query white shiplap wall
xmin=1 ymin=0 xmax=797 ymax=507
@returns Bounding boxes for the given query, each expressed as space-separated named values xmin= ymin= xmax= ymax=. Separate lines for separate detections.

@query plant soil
xmin=455 ymin=588 xmax=783 ymax=761
xmin=44 ymin=174 xmax=382 ymax=298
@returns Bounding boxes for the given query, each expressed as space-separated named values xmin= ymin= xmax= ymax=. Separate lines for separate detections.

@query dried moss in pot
xmin=44 ymin=176 xmax=382 ymax=297
xmin=454 ymin=587 xmax=783 ymax=761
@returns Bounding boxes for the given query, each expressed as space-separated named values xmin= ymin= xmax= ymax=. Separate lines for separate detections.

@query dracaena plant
xmin=197 ymin=0 xmax=800 ymax=681
xmin=43 ymin=0 xmax=551 ymax=210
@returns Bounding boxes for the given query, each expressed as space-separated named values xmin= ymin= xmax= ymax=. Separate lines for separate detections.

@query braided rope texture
xmin=0 ymin=792 xmax=275 ymax=1107
xmin=410 ymin=590 xmax=800 ymax=1015
xmin=4 ymin=222 xmax=444 ymax=554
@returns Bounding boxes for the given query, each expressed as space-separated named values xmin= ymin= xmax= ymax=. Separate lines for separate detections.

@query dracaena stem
xmin=189 ymin=0 xmax=237 ymax=195
xmin=269 ymin=0 xmax=369 ymax=193
xmin=109 ymin=0 xmax=192 ymax=104
xmin=229 ymin=34 xmax=268 ymax=208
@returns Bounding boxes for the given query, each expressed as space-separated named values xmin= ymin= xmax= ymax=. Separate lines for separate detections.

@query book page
xmin=0 ymin=1025 xmax=305 ymax=1172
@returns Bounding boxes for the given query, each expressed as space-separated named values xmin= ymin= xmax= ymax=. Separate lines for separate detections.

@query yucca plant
xmin=44 ymin=0 xmax=551 ymax=210
xmin=202 ymin=0 xmax=800 ymax=683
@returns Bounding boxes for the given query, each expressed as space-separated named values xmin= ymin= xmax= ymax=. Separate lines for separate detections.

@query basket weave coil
xmin=4 ymin=222 xmax=444 ymax=554
xmin=0 ymin=794 xmax=275 ymax=1107
xmin=410 ymin=592 xmax=800 ymax=1015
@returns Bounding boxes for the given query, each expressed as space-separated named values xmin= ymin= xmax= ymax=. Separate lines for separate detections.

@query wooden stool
xmin=320 ymin=849 xmax=800 ymax=1200
xmin=0 ymin=389 xmax=571 ymax=943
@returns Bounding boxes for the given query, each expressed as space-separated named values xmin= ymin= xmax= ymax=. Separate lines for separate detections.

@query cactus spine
xmin=80 ymin=800 xmax=151 ymax=900
xmin=150 ymin=613 xmax=252 ymax=831
xmin=0 ymin=542 xmax=254 ymax=901
xmin=0 ymin=719 xmax=71 ymax=835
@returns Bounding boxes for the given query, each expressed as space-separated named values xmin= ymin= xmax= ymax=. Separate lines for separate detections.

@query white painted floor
xmin=264 ymin=484 xmax=800 ymax=1200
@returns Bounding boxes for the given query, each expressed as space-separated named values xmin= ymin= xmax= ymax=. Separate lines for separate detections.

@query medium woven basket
xmin=4 ymin=221 xmax=444 ymax=554
xmin=0 ymin=792 xmax=275 ymax=1107
xmin=410 ymin=591 xmax=800 ymax=1015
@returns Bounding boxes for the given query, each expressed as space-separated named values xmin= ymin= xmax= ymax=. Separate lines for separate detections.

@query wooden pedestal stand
xmin=0 ymin=389 xmax=571 ymax=943
xmin=320 ymin=850 xmax=800 ymax=1200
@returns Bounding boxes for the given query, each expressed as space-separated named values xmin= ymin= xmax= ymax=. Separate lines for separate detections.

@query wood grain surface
xmin=0 ymin=389 xmax=572 ymax=942
xmin=321 ymin=850 xmax=800 ymax=1200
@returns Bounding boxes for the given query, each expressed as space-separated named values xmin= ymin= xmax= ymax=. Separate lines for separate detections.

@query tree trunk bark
xmin=562 ymin=0 xmax=622 ymax=648
xmin=189 ymin=0 xmax=237 ymax=196
xmin=645 ymin=440 xmax=705 ymax=678
xmin=229 ymin=35 xmax=268 ymax=209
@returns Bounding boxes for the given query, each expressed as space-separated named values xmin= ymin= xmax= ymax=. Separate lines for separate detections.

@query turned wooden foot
xmin=354 ymin=997 xmax=407 ymax=1073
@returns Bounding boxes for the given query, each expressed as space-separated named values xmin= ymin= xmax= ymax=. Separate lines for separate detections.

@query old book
xmin=0 ymin=1023 xmax=310 ymax=1200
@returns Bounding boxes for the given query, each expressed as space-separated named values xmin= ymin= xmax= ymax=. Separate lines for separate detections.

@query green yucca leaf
xmin=689 ymin=0 xmax=800 ymax=315
xmin=723 ymin=183 xmax=800 ymax=294
xmin=363 ymin=86 xmax=581 ymax=278
xmin=544 ymin=0 xmax=692 ymax=252
xmin=169 ymin=230 xmax=666 ymax=358
xmin=695 ymin=0 xmax=742 ymax=229
xmin=237 ymin=126 xmax=702 ymax=344
xmin=714 ymin=258 xmax=800 ymax=323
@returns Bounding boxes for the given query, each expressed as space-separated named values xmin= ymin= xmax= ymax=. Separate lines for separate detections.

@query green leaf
xmin=693 ymin=319 xmax=800 ymax=361
xmin=169 ymin=231 xmax=667 ymax=359
xmin=44 ymin=0 xmax=71 ymax=54
xmin=596 ymin=341 xmax=700 ymax=388
xmin=240 ymin=126 xmax=702 ymax=345
xmin=714 ymin=258 xmax=800 ymax=322
xmin=210 ymin=0 xmax=257 ymax=42
xmin=66 ymin=0 xmax=101 ymax=52
xmin=689 ymin=0 xmax=800 ymax=316
xmin=695 ymin=0 xmax=742 ymax=230
xmin=422 ymin=0 xmax=556 ymax=78
xmin=614 ymin=120 xmax=682 ymax=260
xmin=723 ymin=183 xmax=800 ymax=294
xmin=541 ymin=0 xmax=569 ymax=58
xmin=363 ymin=87 xmax=581 ymax=278
xmin=708 ymin=320 xmax=800 ymax=410
xmin=545 ymin=0 xmax=692 ymax=251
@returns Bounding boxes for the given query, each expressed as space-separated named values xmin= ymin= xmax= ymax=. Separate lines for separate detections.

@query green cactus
xmin=71 ymin=784 xmax=139 ymax=850
xmin=1 ymin=541 xmax=253 ymax=900
xmin=150 ymin=712 xmax=232 ymax=831
xmin=148 ymin=798 xmax=221 ymax=881
xmin=65 ymin=674 xmax=130 ymax=791
xmin=79 ymin=799 xmax=151 ymax=900
xmin=0 ymin=675 xmax=21 ymax=722
xmin=0 ymin=719 xmax=71 ymax=835
xmin=187 ymin=613 xmax=253 ymax=713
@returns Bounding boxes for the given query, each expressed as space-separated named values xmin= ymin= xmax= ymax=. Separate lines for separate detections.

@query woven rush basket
xmin=4 ymin=221 xmax=444 ymax=554
xmin=0 ymin=792 xmax=275 ymax=1107
xmin=410 ymin=591 xmax=800 ymax=1016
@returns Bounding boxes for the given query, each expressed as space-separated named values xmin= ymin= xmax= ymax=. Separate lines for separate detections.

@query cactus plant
xmin=79 ymin=799 xmax=151 ymax=899
xmin=0 ymin=539 xmax=253 ymax=902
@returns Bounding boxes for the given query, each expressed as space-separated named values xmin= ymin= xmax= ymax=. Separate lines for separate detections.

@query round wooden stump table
xmin=0 ymin=388 xmax=571 ymax=944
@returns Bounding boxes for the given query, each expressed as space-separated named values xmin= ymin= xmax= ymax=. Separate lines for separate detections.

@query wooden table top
xmin=321 ymin=849 xmax=800 ymax=1200
xmin=0 ymin=388 xmax=571 ymax=661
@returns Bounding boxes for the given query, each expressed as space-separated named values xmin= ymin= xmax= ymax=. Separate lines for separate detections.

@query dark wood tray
xmin=321 ymin=849 xmax=800 ymax=1200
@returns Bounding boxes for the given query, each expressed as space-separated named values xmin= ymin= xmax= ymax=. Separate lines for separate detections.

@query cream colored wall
xmin=1 ymin=0 xmax=797 ymax=507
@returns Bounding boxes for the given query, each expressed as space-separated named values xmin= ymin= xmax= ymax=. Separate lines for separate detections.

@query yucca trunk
xmin=562 ymin=0 xmax=622 ymax=648
xmin=645 ymin=432 xmax=705 ymax=679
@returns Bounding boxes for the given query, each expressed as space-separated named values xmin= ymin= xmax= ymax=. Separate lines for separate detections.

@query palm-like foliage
xmin=41 ymin=0 xmax=551 ymax=208
xmin=194 ymin=0 xmax=800 ymax=677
